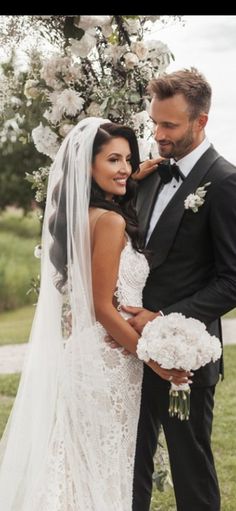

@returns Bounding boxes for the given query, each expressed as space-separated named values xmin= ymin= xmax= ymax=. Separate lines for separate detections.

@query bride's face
xmin=92 ymin=137 xmax=132 ymax=201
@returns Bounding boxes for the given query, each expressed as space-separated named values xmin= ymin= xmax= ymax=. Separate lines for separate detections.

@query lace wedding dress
xmin=29 ymin=237 xmax=149 ymax=511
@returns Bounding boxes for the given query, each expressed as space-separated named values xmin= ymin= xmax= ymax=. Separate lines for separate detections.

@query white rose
xmin=86 ymin=102 xmax=103 ymax=117
xmin=124 ymin=52 xmax=139 ymax=69
xmin=131 ymin=41 xmax=149 ymax=60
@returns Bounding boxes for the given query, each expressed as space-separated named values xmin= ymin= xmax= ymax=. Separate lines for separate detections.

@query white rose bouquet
xmin=137 ymin=313 xmax=222 ymax=420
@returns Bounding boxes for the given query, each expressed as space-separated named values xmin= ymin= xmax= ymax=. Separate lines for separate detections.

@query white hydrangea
xmin=69 ymin=33 xmax=96 ymax=58
xmin=137 ymin=312 xmax=222 ymax=372
xmin=32 ymin=123 xmax=59 ymax=159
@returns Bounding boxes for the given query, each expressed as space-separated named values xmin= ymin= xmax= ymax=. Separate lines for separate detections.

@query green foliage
xmin=0 ymin=51 xmax=50 ymax=212
xmin=0 ymin=396 xmax=14 ymax=438
xmin=0 ymin=141 xmax=49 ymax=212
xmin=0 ymin=210 xmax=40 ymax=311
xmin=0 ymin=373 xmax=21 ymax=438
xmin=0 ymin=305 xmax=35 ymax=345
xmin=0 ymin=373 xmax=21 ymax=396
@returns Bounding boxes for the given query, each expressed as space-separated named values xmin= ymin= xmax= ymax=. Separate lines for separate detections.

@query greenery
xmin=0 ymin=346 xmax=235 ymax=509
xmin=0 ymin=209 xmax=40 ymax=311
xmin=0 ymin=374 xmax=20 ymax=437
xmin=0 ymin=305 xmax=34 ymax=345
xmin=0 ymin=51 xmax=50 ymax=212
xmin=224 ymin=309 xmax=236 ymax=319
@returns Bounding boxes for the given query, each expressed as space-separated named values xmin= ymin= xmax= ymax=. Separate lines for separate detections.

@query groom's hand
xmin=121 ymin=305 xmax=161 ymax=334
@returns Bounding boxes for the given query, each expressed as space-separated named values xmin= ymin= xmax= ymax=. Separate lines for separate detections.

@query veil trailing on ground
xmin=0 ymin=117 xmax=123 ymax=510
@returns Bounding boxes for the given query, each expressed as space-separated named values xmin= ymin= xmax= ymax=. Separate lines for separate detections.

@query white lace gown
xmin=30 ymin=238 xmax=149 ymax=511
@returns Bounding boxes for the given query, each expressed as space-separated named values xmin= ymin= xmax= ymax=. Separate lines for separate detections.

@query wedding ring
xmin=168 ymin=376 xmax=173 ymax=382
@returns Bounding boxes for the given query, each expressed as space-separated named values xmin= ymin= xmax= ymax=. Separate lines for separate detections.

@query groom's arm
xmin=162 ymin=172 xmax=236 ymax=325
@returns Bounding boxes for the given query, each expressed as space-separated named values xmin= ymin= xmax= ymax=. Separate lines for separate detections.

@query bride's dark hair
xmin=49 ymin=122 xmax=144 ymax=291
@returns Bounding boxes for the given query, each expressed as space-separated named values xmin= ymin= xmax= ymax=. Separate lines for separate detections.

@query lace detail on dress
xmin=114 ymin=238 xmax=149 ymax=313
xmin=30 ymin=238 xmax=150 ymax=511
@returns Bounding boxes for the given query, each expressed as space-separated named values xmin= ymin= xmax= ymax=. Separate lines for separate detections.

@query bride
xmin=0 ymin=117 xmax=188 ymax=510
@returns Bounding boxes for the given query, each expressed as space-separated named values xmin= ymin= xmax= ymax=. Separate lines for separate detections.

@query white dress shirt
xmin=145 ymin=137 xmax=211 ymax=244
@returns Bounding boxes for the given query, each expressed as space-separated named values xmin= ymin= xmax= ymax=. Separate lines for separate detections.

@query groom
xmin=124 ymin=68 xmax=236 ymax=511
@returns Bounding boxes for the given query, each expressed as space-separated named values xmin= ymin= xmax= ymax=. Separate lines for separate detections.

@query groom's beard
xmin=157 ymin=123 xmax=195 ymax=160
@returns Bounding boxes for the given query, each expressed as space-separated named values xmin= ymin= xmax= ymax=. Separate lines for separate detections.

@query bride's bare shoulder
xmin=90 ymin=208 xmax=126 ymax=250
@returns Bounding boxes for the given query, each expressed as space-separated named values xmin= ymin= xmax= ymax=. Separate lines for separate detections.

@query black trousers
xmin=132 ymin=365 xmax=220 ymax=511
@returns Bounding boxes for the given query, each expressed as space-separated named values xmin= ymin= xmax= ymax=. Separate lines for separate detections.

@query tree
xmin=0 ymin=50 xmax=50 ymax=211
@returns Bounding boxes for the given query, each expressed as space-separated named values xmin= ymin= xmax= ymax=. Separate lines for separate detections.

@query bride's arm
xmin=92 ymin=210 xmax=139 ymax=355
xmin=132 ymin=157 xmax=165 ymax=181
xmin=91 ymin=211 xmax=190 ymax=385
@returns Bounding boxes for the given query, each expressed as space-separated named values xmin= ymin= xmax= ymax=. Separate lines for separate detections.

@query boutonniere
xmin=184 ymin=182 xmax=211 ymax=213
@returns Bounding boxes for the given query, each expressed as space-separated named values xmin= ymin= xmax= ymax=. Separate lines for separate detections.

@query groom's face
xmin=150 ymin=93 xmax=207 ymax=160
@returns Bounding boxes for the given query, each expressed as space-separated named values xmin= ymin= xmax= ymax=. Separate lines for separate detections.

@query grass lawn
xmin=224 ymin=308 xmax=236 ymax=319
xmin=0 ymin=305 xmax=35 ymax=346
xmin=0 ymin=347 xmax=236 ymax=510
xmin=0 ymin=209 xmax=40 ymax=311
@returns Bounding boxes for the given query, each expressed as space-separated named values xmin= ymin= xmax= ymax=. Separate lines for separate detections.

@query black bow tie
xmin=157 ymin=161 xmax=185 ymax=184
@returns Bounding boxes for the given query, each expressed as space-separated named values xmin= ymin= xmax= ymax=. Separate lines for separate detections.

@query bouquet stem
xmin=169 ymin=383 xmax=191 ymax=421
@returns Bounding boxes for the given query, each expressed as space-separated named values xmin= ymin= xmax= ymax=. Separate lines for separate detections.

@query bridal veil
xmin=0 ymin=117 xmax=124 ymax=510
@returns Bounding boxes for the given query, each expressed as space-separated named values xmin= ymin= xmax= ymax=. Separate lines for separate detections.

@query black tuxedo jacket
xmin=137 ymin=146 xmax=236 ymax=386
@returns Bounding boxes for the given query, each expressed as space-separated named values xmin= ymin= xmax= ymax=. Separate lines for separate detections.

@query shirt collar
xmin=171 ymin=137 xmax=211 ymax=178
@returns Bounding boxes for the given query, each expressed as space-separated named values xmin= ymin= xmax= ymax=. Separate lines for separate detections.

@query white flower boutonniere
xmin=184 ymin=182 xmax=211 ymax=213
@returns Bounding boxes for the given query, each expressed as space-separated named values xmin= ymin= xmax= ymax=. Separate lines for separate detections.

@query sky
xmin=149 ymin=15 xmax=236 ymax=164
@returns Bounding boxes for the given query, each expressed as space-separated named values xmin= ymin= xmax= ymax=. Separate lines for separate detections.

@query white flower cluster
xmin=137 ymin=312 xmax=222 ymax=372
xmin=28 ymin=15 xmax=173 ymax=168
xmin=25 ymin=166 xmax=50 ymax=203
xmin=184 ymin=182 xmax=211 ymax=213
xmin=0 ymin=15 xmax=174 ymax=203
xmin=137 ymin=312 xmax=222 ymax=420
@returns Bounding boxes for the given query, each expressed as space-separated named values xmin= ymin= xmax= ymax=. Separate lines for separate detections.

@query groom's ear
xmin=196 ymin=113 xmax=208 ymax=131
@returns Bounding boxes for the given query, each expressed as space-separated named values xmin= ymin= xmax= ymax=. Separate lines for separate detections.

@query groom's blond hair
xmin=147 ymin=67 xmax=212 ymax=120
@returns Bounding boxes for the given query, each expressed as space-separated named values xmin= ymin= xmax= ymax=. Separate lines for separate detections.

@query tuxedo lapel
xmin=147 ymin=146 xmax=220 ymax=268
xmin=136 ymin=169 xmax=161 ymax=237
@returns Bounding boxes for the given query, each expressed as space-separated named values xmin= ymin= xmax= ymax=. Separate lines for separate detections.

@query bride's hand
xmin=104 ymin=334 xmax=131 ymax=356
xmin=148 ymin=359 xmax=193 ymax=386
xmin=121 ymin=305 xmax=161 ymax=334
xmin=132 ymin=157 xmax=165 ymax=181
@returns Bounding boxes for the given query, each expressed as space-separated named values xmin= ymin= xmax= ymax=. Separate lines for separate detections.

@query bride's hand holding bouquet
xmin=137 ymin=312 xmax=222 ymax=420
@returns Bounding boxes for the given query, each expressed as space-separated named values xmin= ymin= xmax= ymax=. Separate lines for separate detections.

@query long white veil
xmin=0 ymin=117 xmax=123 ymax=510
